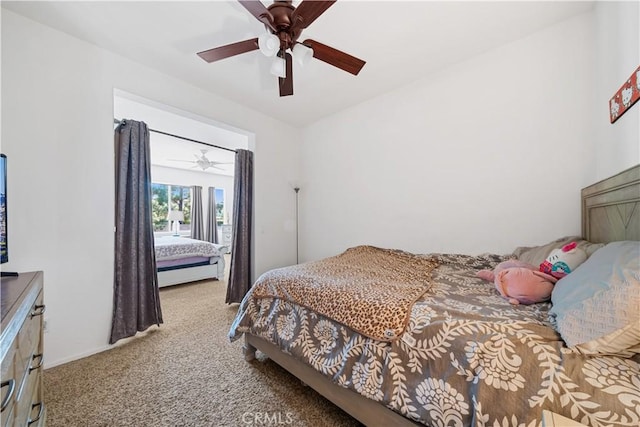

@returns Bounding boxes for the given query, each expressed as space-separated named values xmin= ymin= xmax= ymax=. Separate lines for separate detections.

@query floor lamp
xmin=294 ymin=187 xmax=300 ymax=264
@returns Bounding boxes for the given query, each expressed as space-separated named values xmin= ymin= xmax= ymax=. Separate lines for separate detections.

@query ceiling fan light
xmin=292 ymin=43 xmax=313 ymax=66
xmin=258 ymin=33 xmax=279 ymax=57
xmin=270 ymin=55 xmax=286 ymax=78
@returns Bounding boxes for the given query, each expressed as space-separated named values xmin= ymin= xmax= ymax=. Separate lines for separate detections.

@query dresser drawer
xmin=0 ymin=401 xmax=15 ymax=427
xmin=0 ymin=272 xmax=44 ymax=427
xmin=18 ymin=313 xmax=41 ymax=362
xmin=27 ymin=378 xmax=45 ymax=427
xmin=14 ymin=360 xmax=42 ymax=427
xmin=0 ymin=336 xmax=17 ymax=426
xmin=0 ymin=337 xmax=16 ymax=381
xmin=0 ymin=337 xmax=17 ymax=402
xmin=16 ymin=293 xmax=44 ymax=382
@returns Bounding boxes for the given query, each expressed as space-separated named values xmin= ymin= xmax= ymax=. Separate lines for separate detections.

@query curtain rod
xmin=114 ymin=118 xmax=237 ymax=154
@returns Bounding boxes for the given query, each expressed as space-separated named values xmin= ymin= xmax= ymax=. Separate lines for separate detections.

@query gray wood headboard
xmin=582 ymin=164 xmax=640 ymax=243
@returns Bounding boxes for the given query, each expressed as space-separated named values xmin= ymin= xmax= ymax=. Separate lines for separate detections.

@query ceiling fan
xmin=197 ymin=0 xmax=366 ymax=97
xmin=170 ymin=150 xmax=231 ymax=171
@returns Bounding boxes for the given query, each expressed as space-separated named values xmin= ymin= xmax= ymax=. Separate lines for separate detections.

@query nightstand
xmin=220 ymin=224 xmax=232 ymax=253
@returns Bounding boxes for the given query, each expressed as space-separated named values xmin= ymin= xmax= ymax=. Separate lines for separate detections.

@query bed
xmin=229 ymin=164 xmax=640 ymax=427
xmin=154 ymin=236 xmax=228 ymax=287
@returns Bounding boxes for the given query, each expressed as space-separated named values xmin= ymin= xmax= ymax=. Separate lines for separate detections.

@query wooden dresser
xmin=0 ymin=271 xmax=46 ymax=426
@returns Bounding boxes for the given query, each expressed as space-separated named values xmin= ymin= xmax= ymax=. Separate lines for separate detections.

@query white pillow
xmin=549 ymin=241 xmax=640 ymax=357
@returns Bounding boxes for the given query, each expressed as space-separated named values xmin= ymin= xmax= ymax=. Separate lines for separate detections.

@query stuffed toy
xmin=476 ymin=241 xmax=587 ymax=305
xmin=539 ymin=241 xmax=587 ymax=279
xmin=477 ymin=259 xmax=558 ymax=305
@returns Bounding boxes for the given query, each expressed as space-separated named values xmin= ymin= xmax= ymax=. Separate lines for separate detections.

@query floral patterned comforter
xmin=229 ymin=253 xmax=640 ymax=427
xmin=154 ymin=236 xmax=223 ymax=261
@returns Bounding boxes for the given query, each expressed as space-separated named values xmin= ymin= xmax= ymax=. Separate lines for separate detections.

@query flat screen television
xmin=1 ymin=154 xmax=7 ymax=264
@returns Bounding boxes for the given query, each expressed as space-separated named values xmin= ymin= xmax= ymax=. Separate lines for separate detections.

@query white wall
xmin=1 ymin=10 xmax=301 ymax=367
xmin=592 ymin=1 xmax=640 ymax=180
xmin=300 ymin=12 xmax=596 ymax=261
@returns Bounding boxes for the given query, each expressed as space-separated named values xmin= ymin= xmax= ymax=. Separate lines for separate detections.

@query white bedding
xmin=154 ymin=236 xmax=225 ymax=261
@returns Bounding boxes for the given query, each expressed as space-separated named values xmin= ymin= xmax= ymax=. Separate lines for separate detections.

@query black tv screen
xmin=1 ymin=154 xmax=7 ymax=264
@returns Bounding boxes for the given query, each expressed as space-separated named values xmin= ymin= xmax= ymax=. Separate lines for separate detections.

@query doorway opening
xmin=114 ymin=89 xmax=250 ymax=285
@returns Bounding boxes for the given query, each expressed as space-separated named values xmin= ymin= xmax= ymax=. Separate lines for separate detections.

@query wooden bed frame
xmin=582 ymin=164 xmax=640 ymax=242
xmin=242 ymin=164 xmax=640 ymax=427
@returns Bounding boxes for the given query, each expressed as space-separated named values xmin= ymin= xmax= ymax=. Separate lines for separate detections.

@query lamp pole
xmin=294 ymin=187 xmax=300 ymax=264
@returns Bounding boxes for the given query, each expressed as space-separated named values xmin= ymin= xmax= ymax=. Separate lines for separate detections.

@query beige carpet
xmin=43 ymin=269 xmax=361 ymax=427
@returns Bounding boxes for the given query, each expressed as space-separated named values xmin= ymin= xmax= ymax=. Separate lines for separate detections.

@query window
xmin=152 ymin=183 xmax=191 ymax=232
xmin=215 ymin=188 xmax=225 ymax=225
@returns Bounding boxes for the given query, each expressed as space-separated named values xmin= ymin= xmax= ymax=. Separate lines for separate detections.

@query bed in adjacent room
xmin=229 ymin=164 xmax=640 ymax=427
xmin=154 ymin=236 xmax=228 ymax=287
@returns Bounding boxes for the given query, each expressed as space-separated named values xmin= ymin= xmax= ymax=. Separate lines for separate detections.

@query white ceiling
xmin=2 ymin=1 xmax=594 ymax=127
xmin=150 ymin=136 xmax=236 ymax=176
xmin=115 ymin=92 xmax=245 ymax=176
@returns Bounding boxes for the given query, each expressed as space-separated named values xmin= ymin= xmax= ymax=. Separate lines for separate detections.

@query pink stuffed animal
xmin=477 ymin=259 xmax=558 ymax=305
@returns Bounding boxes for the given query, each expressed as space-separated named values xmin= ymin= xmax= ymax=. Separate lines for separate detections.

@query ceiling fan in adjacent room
xmin=197 ymin=0 xmax=366 ymax=97
xmin=170 ymin=150 xmax=231 ymax=171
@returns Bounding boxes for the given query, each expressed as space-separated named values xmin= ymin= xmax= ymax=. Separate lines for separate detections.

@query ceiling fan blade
xmin=237 ymin=1 xmax=275 ymax=31
xmin=279 ymin=52 xmax=293 ymax=97
xmin=291 ymin=1 xmax=336 ymax=31
xmin=303 ymin=39 xmax=366 ymax=75
xmin=197 ymin=38 xmax=259 ymax=63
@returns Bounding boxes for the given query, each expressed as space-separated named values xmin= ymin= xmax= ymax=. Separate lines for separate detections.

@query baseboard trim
xmin=44 ymin=344 xmax=113 ymax=369
xmin=44 ymin=326 xmax=161 ymax=369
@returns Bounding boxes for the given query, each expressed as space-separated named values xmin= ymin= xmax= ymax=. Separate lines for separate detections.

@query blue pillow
xmin=549 ymin=241 xmax=640 ymax=357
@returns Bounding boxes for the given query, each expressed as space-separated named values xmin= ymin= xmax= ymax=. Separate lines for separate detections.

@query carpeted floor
xmin=43 ymin=265 xmax=361 ymax=427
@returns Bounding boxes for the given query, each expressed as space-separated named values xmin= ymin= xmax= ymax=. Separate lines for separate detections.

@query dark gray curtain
xmin=110 ymin=119 xmax=163 ymax=344
xmin=226 ymin=149 xmax=253 ymax=304
xmin=206 ymin=187 xmax=219 ymax=243
xmin=191 ymin=186 xmax=204 ymax=240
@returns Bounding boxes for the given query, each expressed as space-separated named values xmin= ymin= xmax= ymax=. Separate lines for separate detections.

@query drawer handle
xmin=31 ymin=304 xmax=46 ymax=318
xmin=29 ymin=353 xmax=44 ymax=373
xmin=0 ymin=379 xmax=15 ymax=412
xmin=28 ymin=401 xmax=44 ymax=425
